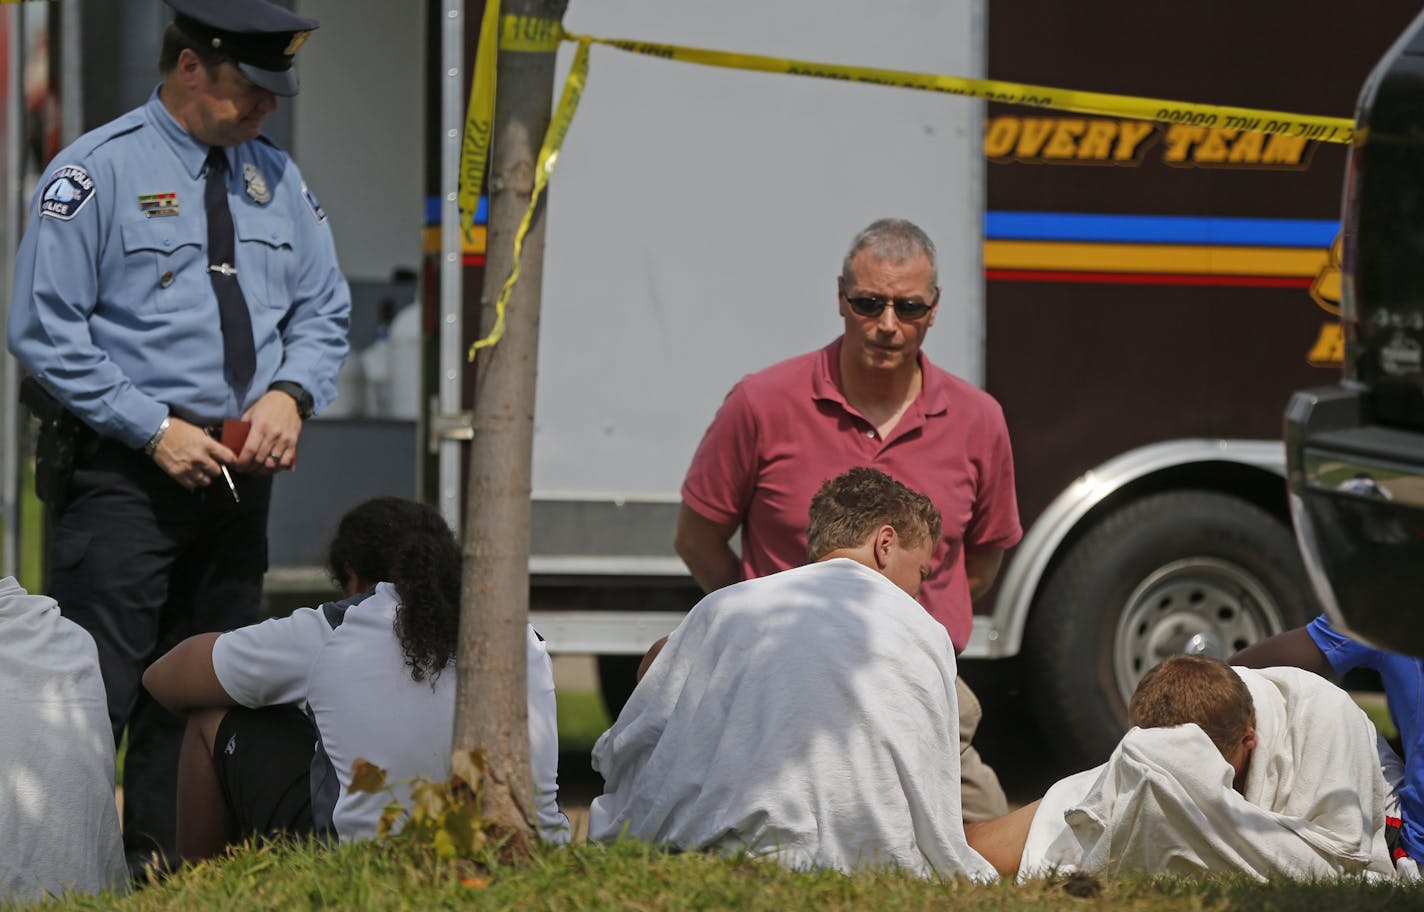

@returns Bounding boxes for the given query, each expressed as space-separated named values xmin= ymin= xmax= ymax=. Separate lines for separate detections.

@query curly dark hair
xmin=326 ymin=497 xmax=462 ymax=685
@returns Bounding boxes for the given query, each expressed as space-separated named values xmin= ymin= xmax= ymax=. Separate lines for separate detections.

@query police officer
xmin=7 ymin=0 xmax=350 ymax=874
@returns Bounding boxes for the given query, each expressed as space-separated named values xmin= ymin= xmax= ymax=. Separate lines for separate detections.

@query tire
xmin=1024 ymin=490 xmax=1315 ymax=771
xmin=596 ymin=654 xmax=641 ymax=719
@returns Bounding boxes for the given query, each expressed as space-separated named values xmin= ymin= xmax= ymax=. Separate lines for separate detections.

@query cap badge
xmin=243 ymin=163 xmax=271 ymax=205
xmin=284 ymin=31 xmax=311 ymax=56
xmin=138 ymin=192 xmax=180 ymax=218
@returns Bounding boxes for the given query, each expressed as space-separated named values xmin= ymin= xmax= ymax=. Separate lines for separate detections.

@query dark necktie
xmin=204 ymin=147 xmax=256 ymax=388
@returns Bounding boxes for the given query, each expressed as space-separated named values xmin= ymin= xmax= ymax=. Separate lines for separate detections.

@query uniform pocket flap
xmin=236 ymin=215 xmax=293 ymax=249
xmin=121 ymin=217 xmax=203 ymax=254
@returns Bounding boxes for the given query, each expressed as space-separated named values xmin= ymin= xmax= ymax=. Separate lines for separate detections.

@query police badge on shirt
xmin=243 ymin=162 xmax=271 ymax=205
xmin=39 ymin=166 xmax=95 ymax=220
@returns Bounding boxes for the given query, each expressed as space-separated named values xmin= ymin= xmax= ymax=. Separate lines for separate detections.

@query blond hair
xmin=806 ymin=467 xmax=941 ymax=561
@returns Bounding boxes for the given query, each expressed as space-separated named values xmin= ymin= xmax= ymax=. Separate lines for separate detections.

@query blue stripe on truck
xmin=985 ymin=212 xmax=1339 ymax=248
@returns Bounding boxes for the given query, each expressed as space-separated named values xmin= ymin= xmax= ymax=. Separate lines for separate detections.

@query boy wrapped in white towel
xmin=589 ymin=468 xmax=996 ymax=880
xmin=1008 ymin=655 xmax=1398 ymax=881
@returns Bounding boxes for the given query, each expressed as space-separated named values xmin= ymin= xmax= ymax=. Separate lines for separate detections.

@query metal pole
xmin=438 ymin=0 xmax=465 ymax=530
xmin=0 ymin=6 xmax=20 ymax=578
xmin=59 ymin=0 xmax=80 ymax=143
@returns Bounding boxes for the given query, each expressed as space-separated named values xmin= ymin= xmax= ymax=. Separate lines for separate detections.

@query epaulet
xmin=249 ymin=133 xmax=292 ymax=168
xmin=67 ymin=109 xmax=147 ymax=160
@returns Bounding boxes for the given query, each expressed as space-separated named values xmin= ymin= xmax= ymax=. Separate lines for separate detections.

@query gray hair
xmin=841 ymin=218 xmax=938 ymax=287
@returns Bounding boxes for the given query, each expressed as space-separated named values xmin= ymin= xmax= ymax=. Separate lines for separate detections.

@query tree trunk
xmin=454 ymin=0 xmax=568 ymax=852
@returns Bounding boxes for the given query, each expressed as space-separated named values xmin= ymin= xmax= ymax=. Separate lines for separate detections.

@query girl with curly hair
xmin=145 ymin=497 xmax=567 ymax=861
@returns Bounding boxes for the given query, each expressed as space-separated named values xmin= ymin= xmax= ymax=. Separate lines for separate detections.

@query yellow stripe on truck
xmin=984 ymin=241 xmax=1331 ymax=277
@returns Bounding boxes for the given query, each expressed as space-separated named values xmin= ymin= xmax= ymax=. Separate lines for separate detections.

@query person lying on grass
xmin=973 ymin=654 xmax=1400 ymax=881
xmin=1233 ymin=614 xmax=1420 ymax=870
xmin=591 ymin=467 xmax=997 ymax=879
xmin=143 ymin=497 xmax=568 ymax=861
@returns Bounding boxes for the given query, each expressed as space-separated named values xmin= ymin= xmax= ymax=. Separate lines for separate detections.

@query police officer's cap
xmin=164 ymin=0 xmax=319 ymax=97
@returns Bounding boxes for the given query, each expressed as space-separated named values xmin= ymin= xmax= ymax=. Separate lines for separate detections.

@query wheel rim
xmin=1112 ymin=557 xmax=1284 ymax=706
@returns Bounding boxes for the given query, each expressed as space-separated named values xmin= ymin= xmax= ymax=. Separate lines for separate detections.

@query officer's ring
xmin=268 ymin=450 xmax=280 ymax=460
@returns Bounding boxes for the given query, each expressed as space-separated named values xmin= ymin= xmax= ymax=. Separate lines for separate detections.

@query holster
xmin=19 ymin=376 xmax=93 ymax=506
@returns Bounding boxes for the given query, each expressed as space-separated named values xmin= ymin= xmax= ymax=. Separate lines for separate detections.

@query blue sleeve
xmin=1306 ymin=613 xmax=1382 ymax=676
xmin=270 ymin=163 xmax=349 ymax=414
xmin=7 ymin=158 xmax=168 ymax=448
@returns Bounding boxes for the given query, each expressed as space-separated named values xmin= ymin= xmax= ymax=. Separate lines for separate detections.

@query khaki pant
xmin=957 ymin=676 xmax=1008 ymax=821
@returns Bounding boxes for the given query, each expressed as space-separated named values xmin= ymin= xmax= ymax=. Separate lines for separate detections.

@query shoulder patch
xmin=319 ymin=585 xmax=377 ymax=629
xmin=39 ymin=165 xmax=96 ymax=221
xmin=301 ymin=181 xmax=327 ymax=223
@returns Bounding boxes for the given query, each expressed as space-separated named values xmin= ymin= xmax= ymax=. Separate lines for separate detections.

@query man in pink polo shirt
xmin=675 ymin=218 xmax=1022 ymax=819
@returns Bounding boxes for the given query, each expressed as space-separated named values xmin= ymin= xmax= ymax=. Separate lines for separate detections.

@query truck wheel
xmin=1024 ymin=490 xmax=1314 ymax=771
xmin=597 ymin=654 xmax=642 ymax=720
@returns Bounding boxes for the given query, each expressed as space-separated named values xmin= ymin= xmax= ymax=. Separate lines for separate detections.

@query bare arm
xmin=674 ymin=502 xmax=741 ymax=594
xmin=1229 ymin=626 xmax=1334 ymax=678
xmin=964 ymin=546 xmax=1006 ymax=602
xmin=964 ymin=799 xmax=1041 ymax=877
xmin=143 ymin=633 xmax=238 ymax=715
xmin=637 ymin=636 xmax=669 ymax=683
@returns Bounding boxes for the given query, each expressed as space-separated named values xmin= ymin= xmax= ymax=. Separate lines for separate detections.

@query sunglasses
xmin=841 ymin=289 xmax=937 ymax=320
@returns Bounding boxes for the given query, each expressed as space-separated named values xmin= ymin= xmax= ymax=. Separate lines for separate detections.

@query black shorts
xmin=213 ymin=705 xmax=319 ymax=841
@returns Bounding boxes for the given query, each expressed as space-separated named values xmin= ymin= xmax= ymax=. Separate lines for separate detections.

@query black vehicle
xmin=1287 ymin=8 xmax=1424 ymax=655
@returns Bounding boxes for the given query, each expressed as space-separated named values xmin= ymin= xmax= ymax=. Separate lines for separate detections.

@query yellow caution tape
xmin=469 ymin=38 xmax=591 ymax=357
xmin=500 ymin=14 xmax=563 ymax=53
xmin=462 ymin=16 xmax=1354 ymax=355
xmin=457 ymin=0 xmax=502 ymax=233
xmin=570 ymin=31 xmax=1354 ymax=144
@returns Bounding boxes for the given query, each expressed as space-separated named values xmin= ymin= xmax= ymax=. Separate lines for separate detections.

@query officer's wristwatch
xmin=268 ymin=381 xmax=315 ymax=421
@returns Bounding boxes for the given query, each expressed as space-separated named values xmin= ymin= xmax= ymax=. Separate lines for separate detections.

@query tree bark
xmin=453 ymin=0 xmax=568 ymax=851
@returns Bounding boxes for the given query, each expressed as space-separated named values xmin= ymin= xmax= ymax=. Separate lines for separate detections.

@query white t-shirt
xmin=0 ymin=576 xmax=126 ymax=903
xmin=212 ymin=582 xmax=567 ymax=842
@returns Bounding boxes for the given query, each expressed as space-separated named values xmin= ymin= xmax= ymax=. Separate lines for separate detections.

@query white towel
xmin=588 ymin=559 xmax=996 ymax=880
xmin=1020 ymin=666 xmax=1397 ymax=880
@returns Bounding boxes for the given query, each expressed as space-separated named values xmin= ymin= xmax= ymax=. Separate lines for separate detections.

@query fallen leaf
xmin=348 ymin=758 xmax=388 ymax=794
xmin=451 ymin=748 xmax=486 ymax=789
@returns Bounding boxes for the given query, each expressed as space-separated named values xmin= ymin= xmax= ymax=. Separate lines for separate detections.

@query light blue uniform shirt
xmin=8 ymin=88 xmax=350 ymax=450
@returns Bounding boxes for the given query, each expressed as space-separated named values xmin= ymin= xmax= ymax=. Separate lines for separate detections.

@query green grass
xmin=1356 ymin=695 xmax=1399 ymax=741
xmin=556 ymin=690 xmax=611 ymax=753
xmin=25 ymin=837 xmax=1424 ymax=912
xmin=18 ymin=455 xmax=44 ymax=591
